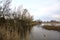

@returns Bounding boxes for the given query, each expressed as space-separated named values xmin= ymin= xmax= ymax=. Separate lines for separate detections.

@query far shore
xmin=42 ymin=25 xmax=60 ymax=31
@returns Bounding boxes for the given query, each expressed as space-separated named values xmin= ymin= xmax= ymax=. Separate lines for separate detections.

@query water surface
xmin=30 ymin=25 xmax=60 ymax=40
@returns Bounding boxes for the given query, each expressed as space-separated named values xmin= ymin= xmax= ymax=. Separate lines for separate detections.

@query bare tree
xmin=2 ymin=0 xmax=12 ymax=18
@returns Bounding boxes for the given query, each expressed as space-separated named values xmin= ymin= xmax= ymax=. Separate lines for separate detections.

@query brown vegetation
xmin=43 ymin=25 xmax=60 ymax=31
xmin=0 ymin=0 xmax=41 ymax=40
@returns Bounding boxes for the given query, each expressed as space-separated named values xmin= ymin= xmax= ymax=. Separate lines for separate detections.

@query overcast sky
xmin=11 ymin=0 xmax=60 ymax=21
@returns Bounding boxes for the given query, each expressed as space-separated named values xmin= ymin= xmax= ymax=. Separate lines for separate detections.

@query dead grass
xmin=43 ymin=25 xmax=60 ymax=31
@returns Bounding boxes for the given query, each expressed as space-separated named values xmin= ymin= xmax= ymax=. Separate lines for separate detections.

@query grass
xmin=0 ymin=3 xmax=41 ymax=40
xmin=0 ymin=18 xmax=41 ymax=40
xmin=43 ymin=25 xmax=60 ymax=31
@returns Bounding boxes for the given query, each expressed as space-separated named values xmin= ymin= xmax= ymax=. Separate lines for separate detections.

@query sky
xmin=11 ymin=0 xmax=60 ymax=21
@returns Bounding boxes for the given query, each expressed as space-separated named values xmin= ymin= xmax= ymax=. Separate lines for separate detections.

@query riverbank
xmin=42 ymin=25 xmax=60 ymax=31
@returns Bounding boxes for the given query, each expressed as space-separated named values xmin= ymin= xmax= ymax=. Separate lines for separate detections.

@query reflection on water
xmin=30 ymin=25 xmax=60 ymax=40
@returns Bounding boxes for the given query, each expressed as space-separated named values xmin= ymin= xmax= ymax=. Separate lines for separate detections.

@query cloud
xmin=40 ymin=3 xmax=59 ymax=12
xmin=11 ymin=0 xmax=60 ymax=21
xmin=52 ymin=14 xmax=60 ymax=21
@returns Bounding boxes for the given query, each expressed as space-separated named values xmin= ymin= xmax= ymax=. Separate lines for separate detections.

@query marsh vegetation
xmin=42 ymin=25 xmax=60 ymax=31
xmin=0 ymin=0 xmax=41 ymax=40
xmin=0 ymin=0 xmax=60 ymax=40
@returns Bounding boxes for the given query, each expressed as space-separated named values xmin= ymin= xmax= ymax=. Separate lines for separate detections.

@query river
xmin=30 ymin=25 xmax=60 ymax=40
